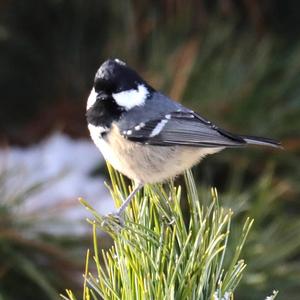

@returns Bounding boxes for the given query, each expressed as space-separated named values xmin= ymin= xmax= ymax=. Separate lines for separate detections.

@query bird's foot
xmin=99 ymin=211 xmax=125 ymax=231
xmin=107 ymin=211 xmax=124 ymax=226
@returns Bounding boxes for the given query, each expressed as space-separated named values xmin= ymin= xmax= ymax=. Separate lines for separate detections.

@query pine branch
xmin=63 ymin=167 xmax=278 ymax=300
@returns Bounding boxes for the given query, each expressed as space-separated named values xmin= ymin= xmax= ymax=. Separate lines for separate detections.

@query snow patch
xmin=0 ymin=133 xmax=113 ymax=235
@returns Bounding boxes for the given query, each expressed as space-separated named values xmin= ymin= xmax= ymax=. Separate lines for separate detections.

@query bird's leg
xmin=102 ymin=183 xmax=143 ymax=229
xmin=116 ymin=182 xmax=143 ymax=216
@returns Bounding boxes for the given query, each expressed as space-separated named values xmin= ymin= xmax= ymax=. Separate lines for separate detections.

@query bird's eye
xmin=94 ymin=79 xmax=116 ymax=94
xmin=115 ymin=86 xmax=123 ymax=93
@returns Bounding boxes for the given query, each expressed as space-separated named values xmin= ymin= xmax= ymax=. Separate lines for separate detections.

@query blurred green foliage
xmin=0 ymin=0 xmax=299 ymax=299
xmin=197 ymin=165 xmax=300 ymax=299
xmin=0 ymin=170 xmax=87 ymax=299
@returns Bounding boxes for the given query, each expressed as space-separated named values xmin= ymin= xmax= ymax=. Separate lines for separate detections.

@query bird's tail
xmin=241 ymin=135 xmax=282 ymax=149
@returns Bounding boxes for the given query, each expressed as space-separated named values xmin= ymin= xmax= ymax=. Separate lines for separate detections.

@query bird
xmin=86 ymin=58 xmax=281 ymax=217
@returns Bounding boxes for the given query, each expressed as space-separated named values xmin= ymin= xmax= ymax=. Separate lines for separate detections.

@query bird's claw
xmin=107 ymin=212 xmax=125 ymax=226
xmin=100 ymin=211 xmax=125 ymax=230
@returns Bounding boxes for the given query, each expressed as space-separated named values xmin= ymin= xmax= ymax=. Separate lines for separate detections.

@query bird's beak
xmin=96 ymin=92 xmax=107 ymax=101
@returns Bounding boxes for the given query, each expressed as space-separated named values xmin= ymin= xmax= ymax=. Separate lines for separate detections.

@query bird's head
xmin=87 ymin=59 xmax=153 ymax=111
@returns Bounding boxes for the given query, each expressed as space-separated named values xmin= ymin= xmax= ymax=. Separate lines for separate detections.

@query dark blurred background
xmin=0 ymin=1 xmax=299 ymax=299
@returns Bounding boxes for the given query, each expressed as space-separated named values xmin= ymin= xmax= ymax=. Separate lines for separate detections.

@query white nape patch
xmin=87 ymin=88 xmax=97 ymax=110
xmin=112 ymin=84 xmax=149 ymax=110
xmin=127 ymin=130 xmax=132 ymax=135
xmin=88 ymin=124 xmax=108 ymax=141
xmin=150 ymin=119 xmax=168 ymax=137
xmin=114 ymin=58 xmax=126 ymax=65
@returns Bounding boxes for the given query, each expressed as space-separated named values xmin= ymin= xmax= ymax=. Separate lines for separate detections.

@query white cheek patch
xmin=88 ymin=124 xmax=108 ymax=141
xmin=87 ymin=88 xmax=97 ymax=110
xmin=112 ymin=84 xmax=149 ymax=110
xmin=150 ymin=119 xmax=168 ymax=137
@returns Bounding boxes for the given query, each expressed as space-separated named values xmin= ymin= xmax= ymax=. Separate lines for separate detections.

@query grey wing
xmin=120 ymin=111 xmax=247 ymax=147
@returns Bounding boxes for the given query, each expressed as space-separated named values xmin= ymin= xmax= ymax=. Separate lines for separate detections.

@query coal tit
xmin=86 ymin=58 xmax=281 ymax=216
